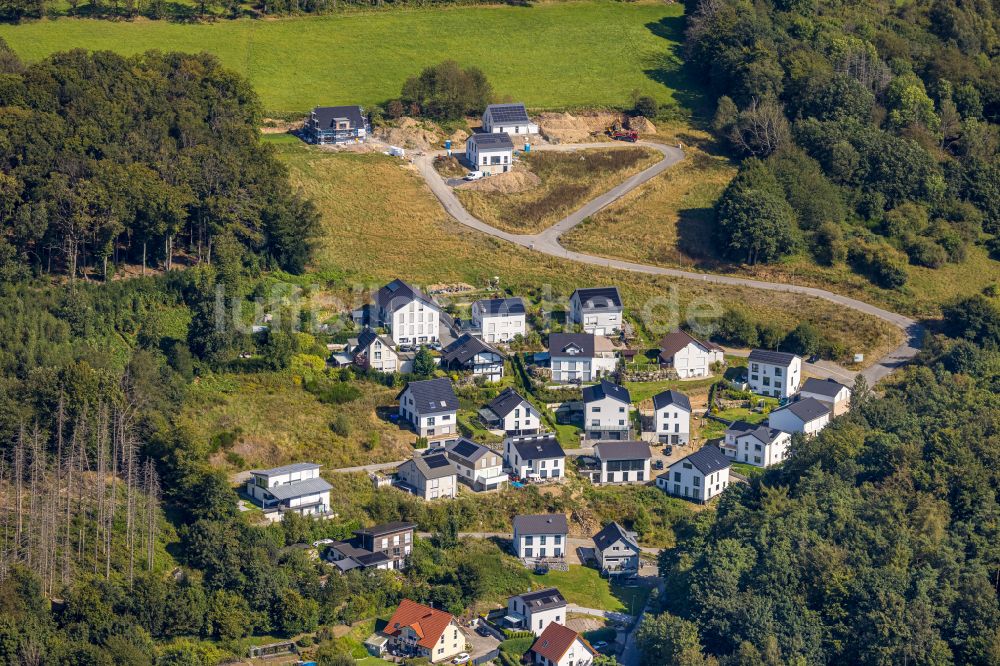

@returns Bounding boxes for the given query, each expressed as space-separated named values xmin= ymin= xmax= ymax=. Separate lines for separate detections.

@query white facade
xmin=768 ymin=406 xmax=830 ymax=437
xmin=594 ymin=442 xmax=651 ymax=485
xmin=654 ymin=403 xmax=690 ymax=445
xmin=398 ymin=388 xmax=456 ymax=439
xmin=799 ymin=379 xmax=852 ymax=416
xmin=505 ymin=435 xmax=565 ymax=480
xmin=498 ymin=400 xmax=541 ymax=434
xmin=747 ymin=352 xmax=802 ymax=399
xmin=585 ymin=394 xmax=631 ymax=440
xmin=661 ymin=338 xmax=724 ymax=378
xmin=446 ymin=441 xmax=507 ymax=492
xmin=529 ymin=626 xmax=595 ymax=666
xmin=569 ymin=289 xmax=623 ymax=336
xmin=395 ymin=461 xmax=458 ymax=501
xmin=735 ymin=429 xmax=792 ymax=467
xmin=466 ymin=141 xmax=512 ymax=175
xmin=551 ymin=354 xmax=595 ymax=383
xmin=513 ymin=529 xmax=566 ymax=560
xmin=658 ymin=460 xmax=729 ymax=504
xmin=245 ymin=463 xmax=332 ymax=523
xmin=472 ymin=302 xmax=526 ymax=343
xmin=355 ymin=334 xmax=398 ymax=373
xmin=482 ymin=104 xmax=538 ymax=135
xmin=381 ymin=299 xmax=439 ymax=346
xmin=507 ymin=593 xmax=566 ymax=637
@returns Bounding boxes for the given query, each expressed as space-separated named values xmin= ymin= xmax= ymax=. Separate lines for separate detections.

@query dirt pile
xmin=449 ymin=128 xmax=469 ymax=144
xmin=627 ymin=115 xmax=657 ymax=134
xmin=374 ymin=116 xmax=443 ymax=151
xmin=536 ymin=111 xmax=625 ymax=143
xmin=260 ymin=118 xmax=302 ymax=134
xmin=455 ymin=170 xmax=541 ymax=193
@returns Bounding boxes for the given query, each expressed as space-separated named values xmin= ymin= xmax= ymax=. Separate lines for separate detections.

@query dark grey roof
xmin=356 ymin=521 xmax=417 ymax=538
xmin=583 ymin=379 xmax=631 ymax=404
xmin=592 ymin=522 xmax=639 ymax=553
xmin=652 ymin=389 xmax=691 ymax=412
xmin=446 ymin=437 xmax=492 ymax=462
xmin=515 ymin=587 xmax=567 ymax=612
xmin=469 ymin=132 xmax=514 ymax=150
xmin=676 ymin=445 xmax=730 ymax=475
xmin=251 ymin=462 xmax=321 ymax=477
xmin=747 ymin=349 xmax=800 ymax=366
xmin=773 ymin=397 xmax=830 ymax=423
xmin=397 ymin=377 xmax=458 ymax=415
xmin=658 ymin=329 xmax=720 ymax=359
xmin=376 ymin=279 xmax=437 ymax=314
xmin=441 ymin=333 xmax=503 ymax=366
xmin=572 ymin=287 xmax=622 ymax=310
xmin=487 ymin=388 xmax=534 ymax=419
xmin=508 ymin=434 xmax=565 ymax=461
xmin=739 ymin=425 xmax=786 ymax=445
xmin=475 ymin=297 xmax=526 ymax=316
xmin=594 ymin=440 xmax=651 ymax=461
xmin=406 ymin=451 xmax=457 ymax=480
xmin=311 ymin=105 xmax=365 ymax=129
xmin=725 ymin=420 xmax=758 ymax=436
xmin=486 ymin=103 xmax=531 ymax=125
xmin=800 ymin=377 xmax=849 ymax=398
xmin=265 ymin=476 xmax=333 ymax=501
xmin=354 ymin=327 xmax=393 ymax=355
xmin=548 ymin=333 xmax=595 ymax=357
xmin=513 ymin=514 xmax=568 ymax=535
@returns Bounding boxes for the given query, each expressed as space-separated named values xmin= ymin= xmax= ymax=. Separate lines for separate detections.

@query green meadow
xmin=0 ymin=0 xmax=685 ymax=116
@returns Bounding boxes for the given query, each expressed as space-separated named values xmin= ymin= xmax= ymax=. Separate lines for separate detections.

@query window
xmin=540 ymin=536 xmax=547 ymax=545
xmin=692 ymin=476 xmax=700 ymax=486
xmin=554 ymin=535 xmax=562 ymax=544
xmin=775 ymin=367 xmax=782 ymax=377
xmin=673 ymin=471 xmax=681 ymax=482
xmin=525 ymin=536 xmax=533 ymax=545
xmin=751 ymin=363 xmax=759 ymax=372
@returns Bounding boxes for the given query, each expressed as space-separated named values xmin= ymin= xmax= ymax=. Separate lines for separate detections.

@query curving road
xmin=413 ymin=140 xmax=923 ymax=384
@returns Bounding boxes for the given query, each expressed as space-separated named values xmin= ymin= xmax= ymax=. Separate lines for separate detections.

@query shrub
xmin=305 ymin=378 xmax=362 ymax=405
xmin=331 ymin=414 xmax=351 ymax=437
xmin=634 ymin=95 xmax=658 ymax=118
xmin=401 ymin=60 xmax=492 ymax=121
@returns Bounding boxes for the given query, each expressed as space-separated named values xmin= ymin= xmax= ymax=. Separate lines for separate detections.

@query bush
xmin=401 ymin=60 xmax=492 ymax=121
xmin=331 ymin=414 xmax=351 ymax=437
xmin=848 ymin=244 xmax=908 ymax=289
xmin=305 ymin=378 xmax=362 ymax=405
xmin=634 ymin=95 xmax=658 ymax=118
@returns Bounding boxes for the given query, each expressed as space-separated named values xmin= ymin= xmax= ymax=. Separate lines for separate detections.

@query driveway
xmin=413 ymin=141 xmax=922 ymax=385
xmin=462 ymin=626 xmax=499 ymax=662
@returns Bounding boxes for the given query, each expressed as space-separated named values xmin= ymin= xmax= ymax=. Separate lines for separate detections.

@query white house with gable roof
xmin=482 ymin=103 xmax=539 ymax=135
xmin=245 ymin=463 xmax=333 ymax=523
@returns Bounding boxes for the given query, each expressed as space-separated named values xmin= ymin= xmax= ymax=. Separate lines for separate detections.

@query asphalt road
xmin=413 ymin=140 xmax=922 ymax=386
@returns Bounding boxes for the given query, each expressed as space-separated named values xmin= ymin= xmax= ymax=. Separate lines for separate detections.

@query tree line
xmin=0 ymin=43 xmax=318 ymax=282
xmin=637 ymin=294 xmax=1000 ymax=665
xmin=693 ymin=0 xmax=1000 ymax=289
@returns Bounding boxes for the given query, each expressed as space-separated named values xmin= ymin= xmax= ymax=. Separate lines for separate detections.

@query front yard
xmin=528 ymin=565 xmax=650 ymax=614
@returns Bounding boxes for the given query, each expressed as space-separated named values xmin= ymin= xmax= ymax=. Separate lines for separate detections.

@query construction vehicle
xmin=606 ymin=120 xmax=639 ymax=142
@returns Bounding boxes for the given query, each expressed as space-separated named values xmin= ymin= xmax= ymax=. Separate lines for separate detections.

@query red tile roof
xmin=384 ymin=599 xmax=455 ymax=650
xmin=530 ymin=622 xmax=594 ymax=664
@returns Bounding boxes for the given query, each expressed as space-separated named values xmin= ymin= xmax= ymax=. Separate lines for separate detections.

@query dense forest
xmin=694 ymin=0 xmax=1000 ymax=289
xmin=0 ymin=42 xmax=317 ymax=280
xmin=639 ymin=296 xmax=1000 ymax=665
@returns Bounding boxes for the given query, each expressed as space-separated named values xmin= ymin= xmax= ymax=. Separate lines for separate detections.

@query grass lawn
xmin=275 ymin=140 xmax=902 ymax=365
xmin=0 ymin=0 xmax=687 ymax=117
xmin=624 ymin=375 xmax=718 ymax=403
xmin=455 ymin=147 xmax=661 ymax=234
xmin=699 ymin=405 xmax=771 ymax=440
xmin=529 ymin=566 xmax=649 ymax=614
xmin=731 ymin=462 xmax=765 ymax=477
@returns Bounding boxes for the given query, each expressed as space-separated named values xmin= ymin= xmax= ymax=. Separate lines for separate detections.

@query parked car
xmin=593 ymin=641 xmax=608 ymax=650
xmin=653 ymin=460 xmax=664 ymax=470
xmin=476 ymin=624 xmax=492 ymax=637
xmin=312 ymin=538 xmax=335 ymax=548
xmin=663 ymin=445 xmax=673 ymax=456
xmin=452 ymin=653 xmax=470 ymax=664
xmin=464 ymin=171 xmax=484 ymax=181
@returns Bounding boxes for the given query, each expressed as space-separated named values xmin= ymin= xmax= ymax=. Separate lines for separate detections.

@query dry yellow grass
xmin=455 ymin=147 xmax=661 ymax=234
xmin=275 ymin=137 xmax=901 ymax=362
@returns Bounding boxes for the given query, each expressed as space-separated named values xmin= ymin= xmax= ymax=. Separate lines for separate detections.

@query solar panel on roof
xmin=425 ymin=455 xmax=451 ymax=469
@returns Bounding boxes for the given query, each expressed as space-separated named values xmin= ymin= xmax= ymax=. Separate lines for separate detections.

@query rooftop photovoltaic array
xmin=489 ymin=104 xmax=530 ymax=124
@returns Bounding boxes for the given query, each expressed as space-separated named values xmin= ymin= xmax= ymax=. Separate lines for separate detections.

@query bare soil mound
xmin=627 ymin=115 xmax=657 ymax=134
xmin=374 ymin=116 xmax=443 ymax=151
xmin=536 ymin=111 xmax=624 ymax=143
xmin=455 ymin=169 xmax=541 ymax=193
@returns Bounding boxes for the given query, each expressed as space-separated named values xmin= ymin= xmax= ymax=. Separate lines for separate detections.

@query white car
xmin=452 ymin=653 xmax=470 ymax=664
xmin=464 ymin=171 xmax=484 ymax=181
xmin=312 ymin=538 xmax=335 ymax=548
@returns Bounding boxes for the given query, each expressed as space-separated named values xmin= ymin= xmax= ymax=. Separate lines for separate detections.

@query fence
xmin=473 ymin=648 xmax=501 ymax=665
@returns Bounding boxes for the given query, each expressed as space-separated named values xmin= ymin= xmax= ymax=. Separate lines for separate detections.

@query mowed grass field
xmin=273 ymin=136 xmax=902 ymax=364
xmin=0 ymin=0 xmax=686 ymax=116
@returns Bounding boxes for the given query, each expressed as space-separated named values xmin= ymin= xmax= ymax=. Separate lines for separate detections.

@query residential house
xmin=512 ymin=514 xmax=568 ymax=560
xmin=482 ymin=103 xmax=539 ymax=135
xmin=472 ymin=297 xmax=527 ymax=343
xmin=505 ymin=433 xmax=566 ymax=480
xmin=528 ymin=623 xmax=596 ymax=666
xmin=440 ymin=334 xmax=505 ymax=382
xmin=733 ymin=425 xmax=792 ymax=467
xmin=352 ymin=327 xmax=400 ymax=373
xmin=382 ymin=599 xmax=464 ymax=664
xmin=583 ymin=380 xmax=632 ymax=441
xmin=657 ymin=329 xmax=724 ymax=378
xmin=480 ymin=388 xmax=542 ymax=435
xmin=721 ymin=420 xmax=756 ymax=459
xmin=304 ymin=105 xmax=369 ymax=145
xmin=466 ymin=133 xmax=514 ymax=175
xmin=397 ymin=377 xmax=458 ymax=440
xmin=395 ymin=450 xmax=458 ymax=500
xmin=747 ymin=350 xmax=802 ymax=399
xmin=245 ymin=463 xmax=332 ymax=523
xmin=657 ymin=446 xmax=730 ymax=504
xmin=768 ymin=397 xmax=831 ymax=437
xmin=549 ymin=333 xmax=616 ymax=383
xmin=325 ymin=521 xmax=416 ymax=572
xmin=568 ymin=287 xmax=623 ymax=336
xmin=651 ymin=389 xmax=691 ymax=445
xmin=593 ymin=440 xmax=651 ymax=484
xmin=592 ymin=522 xmax=640 ymax=577
xmin=507 ymin=588 xmax=567 ymax=637
xmin=444 ymin=438 xmax=507 ymax=491
xmin=798 ymin=377 xmax=852 ymax=416
xmin=376 ymin=279 xmax=441 ymax=346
